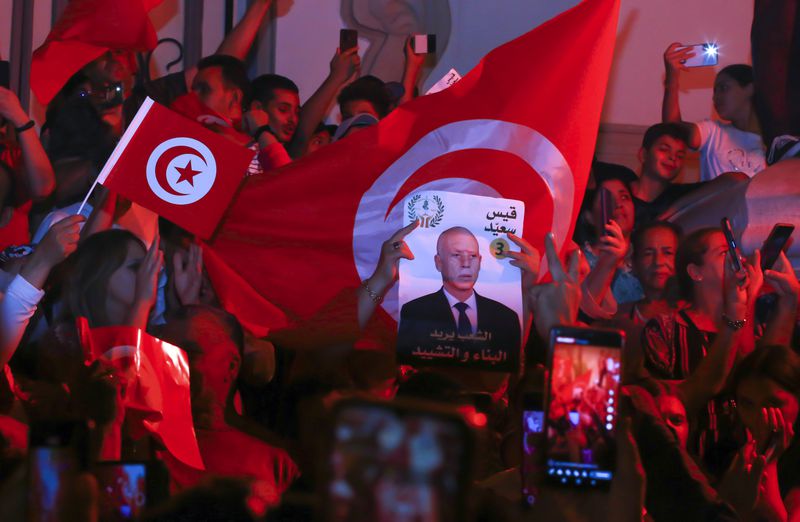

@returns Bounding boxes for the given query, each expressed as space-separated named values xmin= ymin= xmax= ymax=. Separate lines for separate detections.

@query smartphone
xmin=340 ymin=29 xmax=358 ymax=52
xmin=323 ymin=398 xmax=472 ymax=522
xmin=598 ymin=187 xmax=614 ymax=236
xmin=92 ymin=461 xmax=169 ymax=521
xmin=521 ymin=391 xmax=546 ymax=506
xmin=411 ymin=34 xmax=437 ymax=54
xmin=93 ymin=462 xmax=147 ymax=521
xmin=678 ymin=42 xmax=719 ymax=68
xmin=720 ymin=217 xmax=743 ymax=272
xmin=28 ymin=421 xmax=89 ymax=522
xmin=544 ymin=327 xmax=624 ymax=489
xmin=760 ymin=223 xmax=794 ymax=271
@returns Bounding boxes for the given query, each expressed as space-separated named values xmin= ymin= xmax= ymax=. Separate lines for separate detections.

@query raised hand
xmin=0 ymin=86 xmax=29 ymax=127
xmin=506 ymin=232 xmax=541 ymax=291
xmin=664 ymin=42 xmax=694 ymax=79
xmin=719 ymin=439 xmax=767 ymax=515
xmin=21 ymin=215 xmax=85 ymax=289
xmin=173 ymin=243 xmax=203 ymax=306
xmin=764 ymin=251 xmax=800 ymax=311
xmin=528 ymin=233 xmax=582 ymax=340
xmin=127 ymin=237 xmax=163 ymax=328
xmin=330 ymin=47 xmax=361 ymax=84
xmin=597 ymin=219 xmax=628 ymax=265
xmin=404 ymin=36 xmax=426 ymax=70
xmin=723 ymin=250 xmax=749 ymax=324
xmin=371 ymin=220 xmax=419 ymax=289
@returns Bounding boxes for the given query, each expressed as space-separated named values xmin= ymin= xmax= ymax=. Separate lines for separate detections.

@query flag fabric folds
xmin=31 ymin=0 xmax=163 ymax=106
xmin=204 ymin=0 xmax=620 ymax=336
xmin=78 ymin=319 xmax=204 ymax=470
xmin=91 ymin=97 xmax=255 ymax=239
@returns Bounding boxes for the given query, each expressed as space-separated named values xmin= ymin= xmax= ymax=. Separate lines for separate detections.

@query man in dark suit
xmin=397 ymin=226 xmax=520 ymax=367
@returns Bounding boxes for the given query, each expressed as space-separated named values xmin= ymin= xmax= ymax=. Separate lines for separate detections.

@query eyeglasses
xmin=76 ymin=82 xmax=124 ymax=108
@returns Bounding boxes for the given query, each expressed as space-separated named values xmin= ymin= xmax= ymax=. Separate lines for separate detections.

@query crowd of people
xmin=0 ymin=0 xmax=799 ymax=520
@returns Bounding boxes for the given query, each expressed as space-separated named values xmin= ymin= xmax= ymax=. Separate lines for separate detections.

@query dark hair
xmin=732 ymin=344 xmax=800 ymax=400
xmin=168 ymin=304 xmax=245 ymax=359
xmin=591 ymin=160 xmax=637 ymax=188
xmin=675 ymin=227 xmax=719 ymax=300
xmin=717 ymin=64 xmax=753 ymax=87
xmin=337 ymin=75 xmax=391 ymax=118
xmin=64 ymin=229 xmax=145 ymax=327
xmin=45 ymin=97 xmax=116 ymax=169
xmin=631 ymin=221 xmax=683 ymax=259
xmin=641 ymin=122 xmax=690 ymax=150
xmin=250 ymin=74 xmax=299 ymax=106
xmin=574 ymin=174 xmax=634 ymax=245
xmin=196 ymin=55 xmax=252 ymax=107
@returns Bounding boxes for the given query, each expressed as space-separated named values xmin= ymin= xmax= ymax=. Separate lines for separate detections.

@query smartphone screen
xmin=598 ymin=187 xmax=614 ymax=236
xmin=521 ymin=391 xmax=545 ymax=506
xmin=325 ymin=400 xmax=471 ymax=522
xmin=340 ymin=29 xmax=358 ymax=52
xmin=28 ymin=421 xmax=88 ymax=522
xmin=721 ymin=217 xmax=743 ymax=272
xmin=679 ymin=42 xmax=719 ymax=68
xmin=545 ymin=327 xmax=623 ymax=488
xmin=93 ymin=462 xmax=148 ymax=521
xmin=411 ymin=34 xmax=436 ymax=54
xmin=760 ymin=223 xmax=794 ymax=271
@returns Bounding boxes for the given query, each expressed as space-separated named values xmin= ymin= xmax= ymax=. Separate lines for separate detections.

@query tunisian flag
xmin=78 ymin=319 xmax=204 ymax=470
xmin=205 ymin=0 xmax=620 ymax=335
xmin=31 ymin=0 xmax=163 ymax=106
xmin=89 ymin=97 xmax=255 ymax=239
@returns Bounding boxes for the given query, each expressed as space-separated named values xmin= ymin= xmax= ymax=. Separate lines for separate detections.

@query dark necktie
xmin=454 ymin=302 xmax=472 ymax=337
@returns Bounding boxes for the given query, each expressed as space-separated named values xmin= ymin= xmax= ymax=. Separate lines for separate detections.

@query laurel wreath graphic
xmin=407 ymin=194 xmax=445 ymax=227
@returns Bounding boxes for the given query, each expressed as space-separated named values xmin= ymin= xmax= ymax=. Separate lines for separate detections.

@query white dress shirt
xmin=442 ymin=287 xmax=478 ymax=335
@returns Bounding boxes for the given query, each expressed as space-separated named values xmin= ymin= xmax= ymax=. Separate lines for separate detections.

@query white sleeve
xmin=0 ymin=274 xmax=45 ymax=364
xmin=694 ymin=119 xmax=718 ymax=151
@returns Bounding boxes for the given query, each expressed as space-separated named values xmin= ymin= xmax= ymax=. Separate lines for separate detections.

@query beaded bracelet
xmin=361 ymin=280 xmax=383 ymax=304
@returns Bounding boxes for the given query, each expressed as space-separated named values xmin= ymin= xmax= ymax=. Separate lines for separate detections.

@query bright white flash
xmin=705 ymin=44 xmax=719 ymax=57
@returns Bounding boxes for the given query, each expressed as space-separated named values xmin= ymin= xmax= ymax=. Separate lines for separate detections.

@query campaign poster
xmin=397 ymin=191 xmax=525 ymax=372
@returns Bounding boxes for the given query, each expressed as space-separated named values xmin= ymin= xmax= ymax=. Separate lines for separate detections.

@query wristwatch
xmin=722 ymin=314 xmax=747 ymax=331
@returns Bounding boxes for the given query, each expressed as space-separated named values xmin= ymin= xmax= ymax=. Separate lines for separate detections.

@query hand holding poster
xmin=398 ymin=191 xmax=524 ymax=371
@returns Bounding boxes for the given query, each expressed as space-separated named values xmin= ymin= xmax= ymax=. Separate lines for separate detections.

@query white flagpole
xmin=76 ymin=97 xmax=156 ymax=215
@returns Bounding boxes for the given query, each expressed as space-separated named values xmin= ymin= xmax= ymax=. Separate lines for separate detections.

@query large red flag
xmin=205 ymin=0 xmax=620 ymax=334
xmin=31 ymin=0 xmax=163 ymax=106
xmin=78 ymin=319 xmax=204 ymax=470
xmin=90 ymin=97 xmax=255 ymax=239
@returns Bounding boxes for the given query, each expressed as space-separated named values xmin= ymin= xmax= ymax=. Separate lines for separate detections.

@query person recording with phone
xmin=576 ymin=172 xmax=643 ymax=319
xmin=640 ymin=227 xmax=764 ymax=476
xmin=662 ymin=43 xmax=766 ymax=181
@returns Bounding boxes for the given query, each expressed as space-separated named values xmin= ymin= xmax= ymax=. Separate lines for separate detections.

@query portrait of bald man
xmin=397 ymin=226 xmax=521 ymax=365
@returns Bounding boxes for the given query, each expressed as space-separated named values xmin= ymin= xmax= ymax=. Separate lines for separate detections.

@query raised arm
xmin=662 ymin=43 xmax=701 ymax=149
xmin=357 ymin=220 xmax=418 ymax=329
xmin=286 ymin=48 xmax=360 ymax=158
xmin=760 ymin=251 xmax=799 ymax=347
xmin=678 ymin=252 xmax=750 ymax=415
xmin=398 ymin=37 xmax=426 ymax=106
xmin=184 ymin=0 xmax=274 ymax=89
xmin=582 ymin=220 xmax=626 ymax=308
xmin=0 ymin=87 xmax=55 ymax=200
xmin=1 ymin=215 xmax=83 ymax=366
